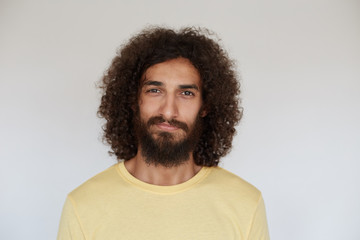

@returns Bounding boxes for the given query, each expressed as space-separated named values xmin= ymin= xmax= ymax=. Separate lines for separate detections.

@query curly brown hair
xmin=98 ymin=26 xmax=242 ymax=167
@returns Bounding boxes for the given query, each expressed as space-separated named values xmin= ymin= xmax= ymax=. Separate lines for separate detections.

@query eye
xmin=181 ymin=91 xmax=195 ymax=96
xmin=146 ymin=89 xmax=161 ymax=94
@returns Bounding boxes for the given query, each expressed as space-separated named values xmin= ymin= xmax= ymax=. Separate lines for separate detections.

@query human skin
xmin=124 ymin=58 xmax=206 ymax=186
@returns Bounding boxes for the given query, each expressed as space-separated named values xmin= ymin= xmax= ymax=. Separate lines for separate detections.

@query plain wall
xmin=1 ymin=0 xmax=359 ymax=239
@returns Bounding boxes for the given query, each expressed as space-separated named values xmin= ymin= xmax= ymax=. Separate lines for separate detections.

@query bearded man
xmin=57 ymin=27 xmax=270 ymax=240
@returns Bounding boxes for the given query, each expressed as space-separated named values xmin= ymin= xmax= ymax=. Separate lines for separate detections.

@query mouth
xmin=155 ymin=122 xmax=180 ymax=132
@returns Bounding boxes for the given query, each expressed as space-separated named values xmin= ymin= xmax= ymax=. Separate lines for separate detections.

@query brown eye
xmin=147 ymin=89 xmax=160 ymax=93
xmin=182 ymin=91 xmax=194 ymax=96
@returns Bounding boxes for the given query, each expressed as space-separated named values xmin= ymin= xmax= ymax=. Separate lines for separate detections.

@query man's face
xmin=136 ymin=57 xmax=205 ymax=167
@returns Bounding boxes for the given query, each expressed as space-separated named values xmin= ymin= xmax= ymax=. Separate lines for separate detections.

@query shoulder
xmin=203 ymin=166 xmax=262 ymax=203
xmin=68 ymin=163 xmax=126 ymax=204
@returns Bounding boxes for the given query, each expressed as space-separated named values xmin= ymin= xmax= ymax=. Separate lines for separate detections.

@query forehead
xmin=141 ymin=58 xmax=201 ymax=87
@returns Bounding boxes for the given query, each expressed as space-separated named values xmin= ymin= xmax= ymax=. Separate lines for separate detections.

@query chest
xmin=84 ymin=193 xmax=249 ymax=240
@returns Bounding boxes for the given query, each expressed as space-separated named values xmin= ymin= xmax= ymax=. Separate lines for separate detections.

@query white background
xmin=1 ymin=0 xmax=359 ymax=239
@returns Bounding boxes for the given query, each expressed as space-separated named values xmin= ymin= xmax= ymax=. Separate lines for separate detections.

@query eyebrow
xmin=179 ymin=84 xmax=199 ymax=91
xmin=143 ymin=80 xmax=163 ymax=87
xmin=143 ymin=80 xmax=199 ymax=91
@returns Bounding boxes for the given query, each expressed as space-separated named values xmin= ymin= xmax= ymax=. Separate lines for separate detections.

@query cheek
xmin=179 ymin=102 xmax=202 ymax=122
xmin=139 ymin=99 xmax=157 ymax=119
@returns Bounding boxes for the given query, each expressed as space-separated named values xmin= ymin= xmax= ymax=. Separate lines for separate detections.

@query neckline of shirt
xmin=116 ymin=161 xmax=212 ymax=194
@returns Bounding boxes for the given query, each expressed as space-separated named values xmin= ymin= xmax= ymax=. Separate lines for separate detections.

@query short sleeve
xmin=247 ymin=195 xmax=270 ymax=240
xmin=57 ymin=196 xmax=86 ymax=240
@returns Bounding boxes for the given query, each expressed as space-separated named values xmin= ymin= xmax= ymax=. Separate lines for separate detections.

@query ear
xmin=200 ymin=106 xmax=208 ymax=117
xmin=131 ymin=101 xmax=140 ymax=112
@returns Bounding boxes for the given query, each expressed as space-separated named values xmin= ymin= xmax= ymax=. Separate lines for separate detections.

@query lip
xmin=156 ymin=123 xmax=180 ymax=131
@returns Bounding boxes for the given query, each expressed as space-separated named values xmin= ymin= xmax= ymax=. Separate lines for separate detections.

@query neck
xmin=124 ymin=149 xmax=202 ymax=186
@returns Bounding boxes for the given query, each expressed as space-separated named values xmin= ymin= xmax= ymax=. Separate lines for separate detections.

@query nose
xmin=159 ymin=94 xmax=178 ymax=121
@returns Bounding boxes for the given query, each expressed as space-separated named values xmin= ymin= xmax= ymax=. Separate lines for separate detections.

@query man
xmin=57 ymin=27 xmax=270 ymax=240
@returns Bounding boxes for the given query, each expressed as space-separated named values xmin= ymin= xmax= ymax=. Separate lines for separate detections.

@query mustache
xmin=147 ymin=116 xmax=189 ymax=132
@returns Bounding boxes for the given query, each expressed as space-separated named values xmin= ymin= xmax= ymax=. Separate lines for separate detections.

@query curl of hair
xmin=98 ymin=26 xmax=242 ymax=167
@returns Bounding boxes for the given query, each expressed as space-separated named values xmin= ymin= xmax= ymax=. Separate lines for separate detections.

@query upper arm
xmin=246 ymin=195 xmax=270 ymax=240
xmin=57 ymin=196 xmax=86 ymax=240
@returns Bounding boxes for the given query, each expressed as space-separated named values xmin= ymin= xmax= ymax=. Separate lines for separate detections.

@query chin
xmin=156 ymin=132 xmax=188 ymax=142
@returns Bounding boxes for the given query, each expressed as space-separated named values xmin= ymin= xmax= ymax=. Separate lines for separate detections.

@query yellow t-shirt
xmin=57 ymin=162 xmax=270 ymax=240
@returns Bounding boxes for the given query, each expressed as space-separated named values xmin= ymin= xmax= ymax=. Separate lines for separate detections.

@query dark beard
xmin=134 ymin=114 xmax=202 ymax=168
